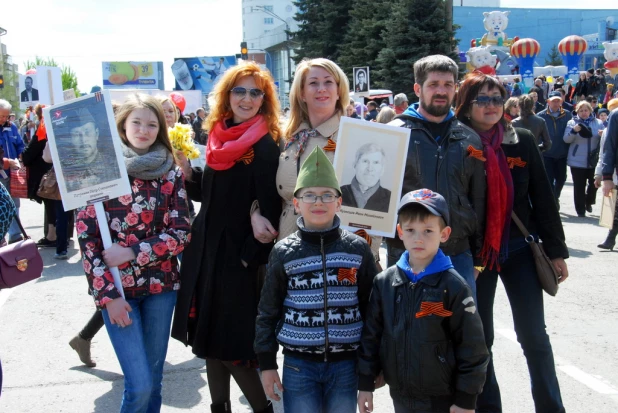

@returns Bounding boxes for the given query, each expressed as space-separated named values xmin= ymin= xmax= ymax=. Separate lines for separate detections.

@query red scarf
xmin=206 ymin=115 xmax=269 ymax=171
xmin=477 ymin=123 xmax=514 ymax=270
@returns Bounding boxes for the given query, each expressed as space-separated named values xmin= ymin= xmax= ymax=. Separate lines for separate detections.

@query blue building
xmin=454 ymin=7 xmax=618 ymax=69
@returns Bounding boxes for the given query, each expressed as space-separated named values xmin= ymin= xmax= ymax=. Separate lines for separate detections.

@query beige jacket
xmin=275 ymin=113 xmax=381 ymax=260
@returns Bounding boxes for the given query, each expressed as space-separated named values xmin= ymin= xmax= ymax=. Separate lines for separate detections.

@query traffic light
xmin=241 ymin=42 xmax=248 ymax=60
xmin=0 ymin=74 xmax=4 ymax=89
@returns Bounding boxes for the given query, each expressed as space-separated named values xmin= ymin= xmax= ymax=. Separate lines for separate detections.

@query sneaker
xmin=54 ymin=251 xmax=68 ymax=260
xmin=36 ymin=237 xmax=57 ymax=248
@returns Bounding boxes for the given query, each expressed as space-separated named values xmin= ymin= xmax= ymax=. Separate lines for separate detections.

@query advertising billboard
xmin=172 ymin=56 xmax=236 ymax=94
xmin=102 ymin=61 xmax=164 ymax=90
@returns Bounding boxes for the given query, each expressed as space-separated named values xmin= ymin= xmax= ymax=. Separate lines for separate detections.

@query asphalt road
xmin=1 ymin=177 xmax=618 ymax=412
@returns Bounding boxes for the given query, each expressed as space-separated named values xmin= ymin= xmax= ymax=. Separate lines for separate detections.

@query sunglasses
xmin=230 ymin=87 xmax=265 ymax=100
xmin=471 ymin=96 xmax=506 ymax=108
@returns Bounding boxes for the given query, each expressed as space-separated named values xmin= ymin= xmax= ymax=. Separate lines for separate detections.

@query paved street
xmin=1 ymin=177 xmax=618 ymax=413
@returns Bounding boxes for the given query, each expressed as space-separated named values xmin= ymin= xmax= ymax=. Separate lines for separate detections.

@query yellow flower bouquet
xmin=168 ymin=123 xmax=200 ymax=159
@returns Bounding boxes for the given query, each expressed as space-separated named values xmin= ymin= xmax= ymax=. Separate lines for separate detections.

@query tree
xmin=377 ymin=0 xmax=459 ymax=97
xmin=544 ymin=44 xmax=563 ymax=66
xmin=337 ymin=0 xmax=390 ymax=89
xmin=291 ymin=0 xmax=353 ymax=64
xmin=24 ymin=56 xmax=81 ymax=96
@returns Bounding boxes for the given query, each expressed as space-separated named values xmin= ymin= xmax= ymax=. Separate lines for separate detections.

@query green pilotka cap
xmin=294 ymin=147 xmax=341 ymax=196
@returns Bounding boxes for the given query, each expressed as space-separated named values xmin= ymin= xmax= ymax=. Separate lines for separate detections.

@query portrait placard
xmin=36 ymin=66 xmax=64 ymax=106
xmin=19 ymin=73 xmax=40 ymax=109
xmin=333 ymin=117 xmax=410 ymax=237
xmin=43 ymin=91 xmax=131 ymax=211
xmin=353 ymin=66 xmax=370 ymax=95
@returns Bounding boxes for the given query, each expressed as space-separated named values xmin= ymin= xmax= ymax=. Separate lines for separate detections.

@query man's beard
xmin=421 ymin=95 xmax=452 ymax=118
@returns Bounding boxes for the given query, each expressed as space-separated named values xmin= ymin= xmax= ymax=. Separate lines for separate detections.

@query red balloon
xmin=25 ymin=68 xmax=37 ymax=75
xmin=511 ymin=38 xmax=540 ymax=59
xmin=558 ymin=35 xmax=588 ymax=56
xmin=169 ymin=92 xmax=186 ymax=113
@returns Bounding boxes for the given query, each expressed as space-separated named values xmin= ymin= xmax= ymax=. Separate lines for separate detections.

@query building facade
xmin=242 ymin=0 xmax=297 ymax=108
xmin=454 ymin=7 xmax=618 ymax=69
xmin=0 ymin=37 xmax=20 ymax=113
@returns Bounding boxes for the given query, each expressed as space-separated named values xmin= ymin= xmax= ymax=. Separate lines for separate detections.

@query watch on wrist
xmin=474 ymin=266 xmax=485 ymax=273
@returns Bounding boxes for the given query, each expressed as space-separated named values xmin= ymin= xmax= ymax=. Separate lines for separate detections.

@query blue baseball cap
xmin=398 ymin=189 xmax=450 ymax=226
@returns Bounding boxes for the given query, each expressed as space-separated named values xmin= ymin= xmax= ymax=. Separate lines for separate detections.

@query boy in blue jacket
xmin=357 ymin=189 xmax=488 ymax=413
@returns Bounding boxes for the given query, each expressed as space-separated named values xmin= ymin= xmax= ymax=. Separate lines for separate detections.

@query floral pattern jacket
xmin=76 ymin=168 xmax=191 ymax=309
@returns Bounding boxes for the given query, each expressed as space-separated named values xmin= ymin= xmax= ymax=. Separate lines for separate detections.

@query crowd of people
xmin=1 ymin=52 xmax=617 ymax=413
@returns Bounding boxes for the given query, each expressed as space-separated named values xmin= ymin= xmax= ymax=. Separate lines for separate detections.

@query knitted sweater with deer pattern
xmin=254 ymin=216 xmax=378 ymax=370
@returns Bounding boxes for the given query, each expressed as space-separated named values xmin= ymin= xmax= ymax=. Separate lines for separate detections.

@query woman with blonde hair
xmin=564 ymin=100 xmax=603 ymax=217
xmin=503 ymin=97 xmax=519 ymax=122
xmin=250 ymin=58 xmax=382 ymax=262
xmin=172 ymin=62 xmax=281 ymax=413
xmin=376 ymin=106 xmax=396 ymax=124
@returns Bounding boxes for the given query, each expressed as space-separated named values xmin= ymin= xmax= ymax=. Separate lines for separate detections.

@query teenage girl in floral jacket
xmin=76 ymin=94 xmax=190 ymax=412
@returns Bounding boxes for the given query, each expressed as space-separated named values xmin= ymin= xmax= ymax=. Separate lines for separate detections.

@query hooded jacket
xmin=357 ymin=249 xmax=488 ymax=410
xmin=0 ymin=121 xmax=24 ymax=175
xmin=387 ymin=104 xmax=486 ymax=265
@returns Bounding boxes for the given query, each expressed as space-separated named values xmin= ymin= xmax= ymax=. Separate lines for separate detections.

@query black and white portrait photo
xmin=20 ymin=75 xmax=39 ymax=102
xmin=44 ymin=91 xmax=130 ymax=210
xmin=341 ymin=143 xmax=391 ymax=213
xmin=354 ymin=67 xmax=369 ymax=93
xmin=333 ymin=117 xmax=410 ymax=237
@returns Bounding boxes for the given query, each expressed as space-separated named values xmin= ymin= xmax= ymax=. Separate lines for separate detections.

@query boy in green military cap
xmin=255 ymin=147 xmax=378 ymax=412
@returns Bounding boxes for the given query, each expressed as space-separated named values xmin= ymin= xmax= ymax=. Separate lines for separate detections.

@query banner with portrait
xmin=353 ymin=66 xmax=370 ymax=95
xmin=19 ymin=73 xmax=39 ymax=109
xmin=333 ymin=117 xmax=410 ymax=237
xmin=43 ymin=91 xmax=131 ymax=211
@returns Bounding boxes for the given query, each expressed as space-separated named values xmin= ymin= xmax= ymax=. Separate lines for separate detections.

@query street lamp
xmin=254 ymin=5 xmax=292 ymax=85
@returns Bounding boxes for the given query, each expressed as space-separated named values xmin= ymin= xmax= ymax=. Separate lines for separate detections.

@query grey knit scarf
xmin=122 ymin=142 xmax=174 ymax=180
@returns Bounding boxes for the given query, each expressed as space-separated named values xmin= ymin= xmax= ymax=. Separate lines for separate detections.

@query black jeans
xmin=570 ymin=166 xmax=598 ymax=215
xmin=543 ymin=157 xmax=567 ymax=201
xmin=476 ymin=241 xmax=564 ymax=413
xmin=79 ymin=310 xmax=105 ymax=341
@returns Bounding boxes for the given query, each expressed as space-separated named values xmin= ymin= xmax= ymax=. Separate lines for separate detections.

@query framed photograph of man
xmin=333 ymin=117 xmax=410 ymax=237
xmin=19 ymin=74 xmax=40 ymax=109
xmin=353 ymin=67 xmax=370 ymax=94
xmin=43 ymin=91 xmax=131 ymax=211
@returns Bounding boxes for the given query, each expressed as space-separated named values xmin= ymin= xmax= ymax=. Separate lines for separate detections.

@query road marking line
xmin=558 ymin=366 xmax=618 ymax=395
xmin=495 ymin=323 xmax=618 ymax=399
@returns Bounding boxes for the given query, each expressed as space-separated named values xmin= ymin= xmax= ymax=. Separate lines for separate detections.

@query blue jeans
xmin=282 ymin=355 xmax=357 ymax=413
xmin=476 ymin=241 xmax=564 ymax=413
xmin=102 ymin=291 xmax=177 ymax=413
xmin=387 ymin=245 xmax=476 ymax=299
xmin=543 ymin=157 xmax=567 ymax=201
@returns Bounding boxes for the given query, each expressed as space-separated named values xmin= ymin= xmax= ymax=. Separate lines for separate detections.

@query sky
xmin=2 ymin=0 xmax=243 ymax=92
xmin=1 ymin=0 xmax=602 ymax=93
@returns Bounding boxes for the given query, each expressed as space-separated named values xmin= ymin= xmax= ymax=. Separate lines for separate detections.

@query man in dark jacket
xmin=386 ymin=55 xmax=487 ymax=298
xmin=364 ymin=101 xmax=378 ymax=121
xmin=192 ymin=108 xmax=207 ymax=145
xmin=538 ymin=93 xmax=573 ymax=206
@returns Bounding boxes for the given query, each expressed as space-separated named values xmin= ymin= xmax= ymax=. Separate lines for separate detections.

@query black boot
xmin=211 ymin=401 xmax=232 ymax=413
xmin=254 ymin=401 xmax=274 ymax=413
xmin=598 ymin=230 xmax=617 ymax=250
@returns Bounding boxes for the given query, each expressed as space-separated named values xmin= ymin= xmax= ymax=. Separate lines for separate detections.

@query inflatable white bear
xmin=483 ymin=11 xmax=510 ymax=44
xmin=466 ymin=47 xmax=497 ymax=70
xmin=603 ymin=41 xmax=618 ymax=77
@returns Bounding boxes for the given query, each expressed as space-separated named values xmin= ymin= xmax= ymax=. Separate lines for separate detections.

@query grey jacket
xmin=563 ymin=117 xmax=603 ymax=169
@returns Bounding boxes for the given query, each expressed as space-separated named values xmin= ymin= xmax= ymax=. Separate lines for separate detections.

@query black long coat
xmin=171 ymin=133 xmax=281 ymax=361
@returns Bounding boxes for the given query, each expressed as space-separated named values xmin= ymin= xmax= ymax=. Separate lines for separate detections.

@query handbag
xmin=587 ymin=137 xmax=600 ymax=169
xmin=36 ymin=168 xmax=61 ymax=200
xmin=0 ymin=214 xmax=44 ymax=289
xmin=9 ymin=166 xmax=28 ymax=199
xmin=510 ymin=212 xmax=560 ymax=296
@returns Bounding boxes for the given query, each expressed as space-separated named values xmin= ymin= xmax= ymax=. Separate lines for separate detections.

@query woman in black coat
xmin=172 ymin=62 xmax=281 ymax=413
xmin=455 ymin=72 xmax=569 ymax=413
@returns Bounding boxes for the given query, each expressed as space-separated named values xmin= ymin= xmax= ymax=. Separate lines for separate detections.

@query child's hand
xmin=358 ymin=391 xmax=373 ymax=412
xmin=450 ymin=405 xmax=474 ymax=413
xmin=260 ymin=369 xmax=283 ymax=401
xmin=102 ymin=244 xmax=136 ymax=268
